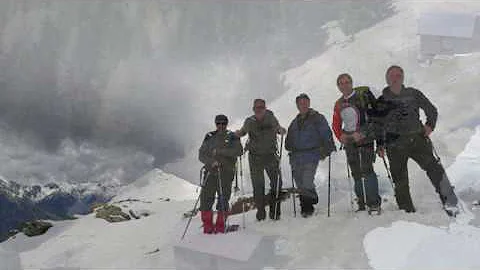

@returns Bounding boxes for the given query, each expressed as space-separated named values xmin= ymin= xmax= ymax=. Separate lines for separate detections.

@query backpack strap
xmin=203 ymin=131 xmax=217 ymax=142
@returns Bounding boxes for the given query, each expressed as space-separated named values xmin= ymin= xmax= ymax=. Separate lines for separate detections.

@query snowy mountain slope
xmin=165 ymin=0 xmax=480 ymax=184
xmin=2 ymin=124 xmax=480 ymax=269
xmin=2 ymin=153 xmax=479 ymax=269
xmin=275 ymin=1 xmax=480 ymax=161
xmin=114 ymin=168 xmax=197 ymax=202
xmin=0 ymin=177 xmax=114 ymax=203
xmin=0 ymin=177 xmax=113 ymax=242
xmin=0 ymin=128 xmax=153 ymax=241
xmin=2 ymin=169 xmax=199 ymax=269
xmin=2 ymin=1 xmax=480 ymax=269
xmin=448 ymin=126 xmax=480 ymax=193
xmin=2 ymin=119 xmax=480 ymax=269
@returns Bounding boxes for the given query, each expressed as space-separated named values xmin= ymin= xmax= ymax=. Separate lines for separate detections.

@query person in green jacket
xmin=236 ymin=99 xmax=286 ymax=221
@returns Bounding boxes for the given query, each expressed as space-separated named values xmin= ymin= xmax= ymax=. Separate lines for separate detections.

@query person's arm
xmin=232 ymin=134 xmax=243 ymax=157
xmin=235 ymin=119 xmax=249 ymax=137
xmin=285 ymin=121 xmax=295 ymax=152
xmin=199 ymin=133 xmax=215 ymax=166
xmin=270 ymin=112 xmax=286 ymax=135
xmin=315 ymin=114 xmax=337 ymax=155
xmin=415 ymin=89 xmax=438 ymax=135
xmin=332 ymin=102 xmax=343 ymax=142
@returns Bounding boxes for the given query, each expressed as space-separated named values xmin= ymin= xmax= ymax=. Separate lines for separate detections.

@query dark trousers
xmin=345 ymin=144 xmax=381 ymax=207
xmin=386 ymin=134 xmax=458 ymax=210
xmin=248 ymin=153 xmax=282 ymax=209
xmin=199 ymin=167 xmax=234 ymax=211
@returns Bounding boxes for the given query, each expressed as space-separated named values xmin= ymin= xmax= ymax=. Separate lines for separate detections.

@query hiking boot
xmin=215 ymin=211 xmax=227 ymax=233
xmin=301 ymin=208 xmax=314 ymax=218
xmin=356 ymin=199 xmax=366 ymax=212
xmin=201 ymin=211 xmax=214 ymax=234
xmin=368 ymin=204 xmax=382 ymax=215
xmin=256 ymin=207 xmax=266 ymax=221
xmin=400 ymin=205 xmax=416 ymax=213
xmin=356 ymin=204 xmax=366 ymax=212
xmin=300 ymin=196 xmax=314 ymax=218
xmin=444 ymin=204 xmax=460 ymax=217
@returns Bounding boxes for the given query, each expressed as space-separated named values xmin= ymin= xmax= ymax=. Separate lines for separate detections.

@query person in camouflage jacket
xmin=199 ymin=114 xmax=243 ymax=233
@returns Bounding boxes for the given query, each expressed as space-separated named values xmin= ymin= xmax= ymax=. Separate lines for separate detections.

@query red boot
xmin=201 ymin=211 xmax=214 ymax=234
xmin=215 ymin=211 xmax=227 ymax=234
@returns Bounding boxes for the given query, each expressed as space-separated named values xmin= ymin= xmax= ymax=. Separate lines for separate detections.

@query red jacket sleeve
xmin=332 ymin=102 xmax=343 ymax=141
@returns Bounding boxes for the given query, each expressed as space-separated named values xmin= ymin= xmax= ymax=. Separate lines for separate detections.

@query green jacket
xmin=238 ymin=110 xmax=282 ymax=155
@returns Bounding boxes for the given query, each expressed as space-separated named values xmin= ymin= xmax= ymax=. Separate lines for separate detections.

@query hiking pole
xmin=273 ymin=134 xmax=284 ymax=220
xmin=327 ymin=154 xmax=332 ymax=217
xmin=427 ymin=137 xmax=460 ymax=212
xmin=217 ymin=166 xmax=227 ymax=233
xmin=291 ymin=166 xmax=297 ymax=217
xmin=381 ymin=155 xmax=395 ymax=190
xmin=234 ymin=159 xmax=240 ymax=194
xmin=428 ymin=137 xmax=441 ymax=162
xmin=346 ymin=162 xmax=355 ymax=214
xmin=181 ymin=167 xmax=208 ymax=240
xmin=240 ymin=154 xmax=246 ymax=229
xmin=343 ymin=145 xmax=355 ymax=213
xmin=359 ymin=148 xmax=368 ymax=213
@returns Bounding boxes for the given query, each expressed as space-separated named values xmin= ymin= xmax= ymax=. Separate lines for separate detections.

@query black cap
xmin=295 ymin=93 xmax=310 ymax=103
xmin=215 ymin=114 xmax=228 ymax=124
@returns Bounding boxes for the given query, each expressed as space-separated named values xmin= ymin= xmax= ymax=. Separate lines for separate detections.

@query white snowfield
xmin=364 ymin=126 xmax=480 ymax=270
xmin=0 ymin=126 xmax=479 ymax=269
xmin=3 ymin=1 xmax=480 ymax=269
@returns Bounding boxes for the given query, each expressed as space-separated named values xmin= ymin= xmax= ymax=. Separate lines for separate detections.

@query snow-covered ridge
xmin=114 ymin=168 xmax=198 ymax=202
xmin=2 ymin=168 xmax=200 ymax=269
xmin=0 ymin=177 xmax=116 ymax=202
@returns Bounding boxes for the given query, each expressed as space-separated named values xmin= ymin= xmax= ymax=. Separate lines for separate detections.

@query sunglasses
xmin=254 ymin=106 xmax=265 ymax=110
xmin=216 ymin=122 xmax=228 ymax=125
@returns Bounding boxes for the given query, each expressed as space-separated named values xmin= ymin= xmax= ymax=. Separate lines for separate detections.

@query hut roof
xmin=418 ymin=12 xmax=477 ymax=38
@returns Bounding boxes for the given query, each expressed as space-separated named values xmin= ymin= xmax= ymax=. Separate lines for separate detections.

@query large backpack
xmin=353 ymin=86 xmax=373 ymax=110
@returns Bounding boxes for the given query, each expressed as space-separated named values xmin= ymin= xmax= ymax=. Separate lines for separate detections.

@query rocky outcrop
xmin=94 ymin=204 xmax=131 ymax=223
xmin=19 ymin=220 xmax=53 ymax=237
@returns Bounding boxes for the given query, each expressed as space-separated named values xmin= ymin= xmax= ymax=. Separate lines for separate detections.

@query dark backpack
xmin=353 ymin=86 xmax=373 ymax=110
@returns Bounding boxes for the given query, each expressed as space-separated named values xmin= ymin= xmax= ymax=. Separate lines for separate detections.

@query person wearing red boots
xmin=198 ymin=114 xmax=243 ymax=233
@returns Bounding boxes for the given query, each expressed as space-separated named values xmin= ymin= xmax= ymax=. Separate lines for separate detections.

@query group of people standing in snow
xmin=197 ymin=65 xmax=459 ymax=234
